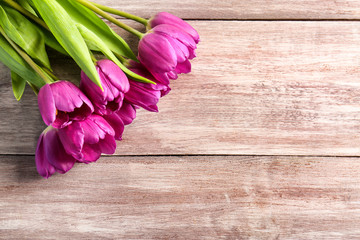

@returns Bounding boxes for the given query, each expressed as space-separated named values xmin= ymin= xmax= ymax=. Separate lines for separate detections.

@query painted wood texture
xmin=1 ymin=155 xmax=360 ymax=239
xmin=1 ymin=21 xmax=360 ymax=155
xmin=94 ymin=0 xmax=360 ymax=20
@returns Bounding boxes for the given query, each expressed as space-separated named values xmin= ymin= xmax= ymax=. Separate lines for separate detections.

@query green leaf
xmin=77 ymin=24 xmax=155 ymax=84
xmin=0 ymin=34 xmax=45 ymax=88
xmin=11 ymin=71 xmax=26 ymax=101
xmin=55 ymin=0 xmax=137 ymax=60
xmin=14 ymin=0 xmax=37 ymax=15
xmin=10 ymin=0 xmax=67 ymax=55
xmin=32 ymin=0 xmax=102 ymax=89
xmin=0 ymin=5 xmax=51 ymax=69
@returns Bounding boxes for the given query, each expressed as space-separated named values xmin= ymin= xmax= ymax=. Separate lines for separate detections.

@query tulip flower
xmin=37 ymin=81 xmax=94 ymax=129
xmin=58 ymin=114 xmax=116 ymax=163
xmin=35 ymin=126 xmax=77 ymax=178
xmin=138 ymin=24 xmax=197 ymax=84
xmin=80 ymin=60 xmax=130 ymax=115
xmin=148 ymin=12 xmax=200 ymax=44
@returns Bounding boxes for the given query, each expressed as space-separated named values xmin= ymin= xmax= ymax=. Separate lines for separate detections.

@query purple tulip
xmin=58 ymin=114 xmax=116 ymax=163
xmin=38 ymin=81 xmax=94 ymax=129
xmin=149 ymin=12 xmax=200 ymax=44
xmin=35 ymin=115 xmax=117 ymax=178
xmin=35 ymin=126 xmax=77 ymax=178
xmin=80 ymin=60 xmax=130 ymax=115
xmin=138 ymin=24 xmax=197 ymax=84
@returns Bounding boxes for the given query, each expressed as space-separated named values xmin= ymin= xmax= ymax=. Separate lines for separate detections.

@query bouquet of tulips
xmin=0 ymin=0 xmax=199 ymax=178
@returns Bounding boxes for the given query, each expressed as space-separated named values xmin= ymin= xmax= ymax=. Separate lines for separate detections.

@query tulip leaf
xmin=11 ymin=71 xmax=26 ymax=101
xmin=31 ymin=0 xmax=102 ymax=89
xmin=0 ymin=5 xmax=51 ymax=69
xmin=0 ymin=34 xmax=45 ymax=88
xmin=9 ymin=0 xmax=67 ymax=55
xmin=78 ymin=25 xmax=155 ymax=85
xmin=15 ymin=0 xmax=37 ymax=15
xmin=53 ymin=0 xmax=137 ymax=60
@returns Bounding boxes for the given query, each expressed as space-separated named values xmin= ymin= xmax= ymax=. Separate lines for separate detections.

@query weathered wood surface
xmin=2 ymin=1 xmax=360 ymax=239
xmin=1 ymin=155 xmax=360 ymax=239
xmin=2 ymin=21 xmax=360 ymax=156
xmin=94 ymin=0 xmax=360 ymax=20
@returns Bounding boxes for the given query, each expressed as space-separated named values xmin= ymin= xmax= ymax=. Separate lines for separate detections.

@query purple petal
xmin=50 ymin=81 xmax=83 ymax=112
xmin=118 ymin=102 xmax=136 ymax=125
xmin=43 ymin=128 xmax=76 ymax=174
xmin=153 ymin=24 xmax=196 ymax=50
xmin=125 ymin=81 xmax=161 ymax=112
xmin=165 ymin=36 xmax=190 ymax=62
xmin=98 ymin=134 xmax=116 ymax=154
xmin=175 ymin=59 xmax=192 ymax=74
xmin=103 ymin=112 xmax=125 ymax=140
xmin=35 ymin=129 xmax=56 ymax=178
xmin=80 ymin=118 xmax=102 ymax=144
xmin=90 ymin=114 xmax=115 ymax=137
xmin=97 ymin=60 xmax=130 ymax=93
xmin=51 ymin=111 xmax=70 ymax=129
xmin=150 ymin=12 xmax=200 ymax=43
xmin=38 ymin=84 xmax=56 ymax=126
xmin=138 ymin=33 xmax=177 ymax=73
xmin=80 ymin=144 xmax=101 ymax=163
xmin=58 ymin=122 xmax=84 ymax=160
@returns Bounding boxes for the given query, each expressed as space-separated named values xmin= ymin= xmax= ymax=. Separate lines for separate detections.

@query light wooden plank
xmin=1 ymin=155 xmax=360 ymax=239
xmin=94 ymin=0 xmax=360 ymax=20
xmin=2 ymin=21 xmax=360 ymax=156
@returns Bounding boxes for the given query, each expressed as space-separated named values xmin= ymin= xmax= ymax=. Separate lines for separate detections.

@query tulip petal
xmin=38 ymin=84 xmax=56 ymax=126
xmin=52 ymin=111 xmax=70 ymax=129
xmin=153 ymin=24 xmax=196 ymax=50
xmin=35 ymin=131 xmax=56 ymax=178
xmin=103 ymin=112 xmax=125 ymax=140
xmin=91 ymin=114 xmax=115 ymax=137
xmin=175 ymin=59 xmax=191 ymax=74
xmin=150 ymin=12 xmax=200 ymax=43
xmin=44 ymin=128 xmax=76 ymax=174
xmin=81 ymin=118 xmax=102 ymax=144
xmin=125 ymin=81 xmax=160 ymax=112
xmin=58 ymin=122 xmax=84 ymax=160
xmin=138 ymin=33 xmax=177 ymax=73
xmin=81 ymin=144 xmax=101 ymax=163
xmin=98 ymin=134 xmax=116 ymax=154
xmin=51 ymin=81 xmax=83 ymax=112
xmin=97 ymin=59 xmax=130 ymax=93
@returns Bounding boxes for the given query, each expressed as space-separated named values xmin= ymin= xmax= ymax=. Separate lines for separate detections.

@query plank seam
xmin=2 ymin=154 xmax=360 ymax=158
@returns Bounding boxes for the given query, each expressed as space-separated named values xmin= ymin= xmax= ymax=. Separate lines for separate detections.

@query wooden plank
xmin=1 ymin=155 xmax=360 ymax=239
xmin=1 ymin=21 xmax=360 ymax=156
xmin=94 ymin=0 xmax=360 ymax=20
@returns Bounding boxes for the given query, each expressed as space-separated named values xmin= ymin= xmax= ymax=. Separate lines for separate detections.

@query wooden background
xmin=1 ymin=0 xmax=360 ymax=239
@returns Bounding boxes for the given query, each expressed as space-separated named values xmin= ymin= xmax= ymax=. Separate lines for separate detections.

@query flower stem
xmin=89 ymin=1 xmax=148 ymax=25
xmin=74 ymin=0 xmax=144 ymax=39
xmin=0 ymin=26 xmax=53 ymax=84
xmin=1 ymin=0 xmax=49 ymax=31
xmin=42 ymin=68 xmax=58 ymax=81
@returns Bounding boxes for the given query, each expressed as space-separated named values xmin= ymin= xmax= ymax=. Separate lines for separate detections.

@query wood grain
xmin=2 ymin=21 xmax=360 ymax=156
xmin=1 ymin=155 xmax=360 ymax=239
xmin=93 ymin=0 xmax=360 ymax=20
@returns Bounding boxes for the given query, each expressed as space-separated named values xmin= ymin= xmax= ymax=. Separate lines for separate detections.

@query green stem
xmin=0 ymin=26 xmax=53 ymax=84
xmin=42 ymin=68 xmax=58 ymax=81
xmin=89 ymin=1 xmax=148 ymax=25
xmin=74 ymin=0 xmax=144 ymax=39
xmin=1 ymin=0 xmax=49 ymax=30
xmin=90 ymin=52 xmax=98 ymax=64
